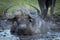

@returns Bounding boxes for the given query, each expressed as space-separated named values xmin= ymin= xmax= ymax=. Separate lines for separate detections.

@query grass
xmin=0 ymin=0 xmax=60 ymax=15
xmin=54 ymin=0 xmax=60 ymax=13
xmin=0 ymin=0 xmax=39 ymax=15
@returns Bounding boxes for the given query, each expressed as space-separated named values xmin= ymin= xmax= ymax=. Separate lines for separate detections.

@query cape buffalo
xmin=3 ymin=5 xmax=50 ymax=40
xmin=10 ymin=8 xmax=49 ymax=37
xmin=38 ymin=0 xmax=56 ymax=19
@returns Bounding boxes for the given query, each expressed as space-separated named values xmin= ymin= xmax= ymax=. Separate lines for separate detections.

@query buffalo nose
xmin=19 ymin=24 xmax=27 ymax=29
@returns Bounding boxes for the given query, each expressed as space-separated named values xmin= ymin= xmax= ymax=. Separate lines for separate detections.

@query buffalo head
xmin=3 ymin=5 xmax=49 ymax=37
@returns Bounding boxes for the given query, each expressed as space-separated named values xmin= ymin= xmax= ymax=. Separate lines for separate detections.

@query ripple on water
xmin=0 ymin=30 xmax=60 ymax=40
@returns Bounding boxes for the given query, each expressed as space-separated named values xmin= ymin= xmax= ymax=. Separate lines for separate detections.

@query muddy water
xmin=0 ymin=19 xmax=60 ymax=40
xmin=0 ymin=29 xmax=60 ymax=40
xmin=0 ymin=19 xmax=19 ymax=40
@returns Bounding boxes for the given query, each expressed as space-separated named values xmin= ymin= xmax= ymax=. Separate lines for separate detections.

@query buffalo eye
xmin=28 ymin=16 xmax=33 ymax=22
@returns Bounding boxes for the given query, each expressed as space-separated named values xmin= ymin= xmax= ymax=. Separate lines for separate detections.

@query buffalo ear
xmin=7 ymin=16 xmax=17 ymax=22
xmin=28 ymin=16 xmax=32 ymax=22
xmin=28 ymin=16 xmax=35 ymax=25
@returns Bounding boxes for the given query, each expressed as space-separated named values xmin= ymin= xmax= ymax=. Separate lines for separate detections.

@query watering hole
xmin=0 ymin=18 xmax=60 ymax=40
xmin=0 ymin=12 xmax=60 ymax=40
